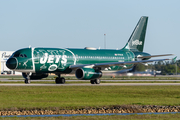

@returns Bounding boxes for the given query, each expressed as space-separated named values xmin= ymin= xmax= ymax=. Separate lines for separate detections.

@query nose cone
xmin=6 ymin=58 xmax=17 ymax=69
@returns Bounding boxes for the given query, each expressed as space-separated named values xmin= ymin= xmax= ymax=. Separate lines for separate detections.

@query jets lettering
xmin=40 ymin=53 xmax=67 ymax=64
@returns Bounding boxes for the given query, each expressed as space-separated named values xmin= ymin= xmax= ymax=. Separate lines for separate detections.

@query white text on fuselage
xmin=40 ymin=53 xmax=67 ymax=64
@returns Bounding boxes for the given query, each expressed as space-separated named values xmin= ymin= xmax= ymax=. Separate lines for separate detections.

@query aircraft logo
xmin=40 ymin=54 xmax=67 ymax=64
xmin=132 ymin=40 xmax=142 ymax=46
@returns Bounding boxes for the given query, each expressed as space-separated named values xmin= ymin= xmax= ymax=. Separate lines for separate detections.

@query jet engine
xmin=75 ymin=68 xmax=102 ymax=80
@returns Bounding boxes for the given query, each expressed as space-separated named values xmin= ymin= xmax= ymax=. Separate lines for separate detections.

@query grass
xmin=1 ymin=113 xmax=180 ymax=120
xmin=0 ymin=86 xmax=180 ymax=110
xmin=0 ymin=85 xmax=180 ymax=119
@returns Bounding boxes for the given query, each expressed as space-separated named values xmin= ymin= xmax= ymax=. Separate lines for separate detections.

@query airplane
xmin=6 ymin=16 xmax=173 ymax=84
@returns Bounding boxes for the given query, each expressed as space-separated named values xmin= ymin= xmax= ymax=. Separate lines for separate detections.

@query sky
xmin=0 ymin=0 xmax=179 ymax=59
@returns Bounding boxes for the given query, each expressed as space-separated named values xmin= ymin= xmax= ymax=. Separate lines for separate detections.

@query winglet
xmin=173 ymin=56 xmax=177 ymax=63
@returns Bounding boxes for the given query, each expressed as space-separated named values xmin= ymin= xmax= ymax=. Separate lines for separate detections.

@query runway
xmin=1 ymin=83 xmax=180 ymax=86
xmin=1 ymin=79 xmax=180 ymax=86
xmin=1 ymin=79 xmax=180 ymax=82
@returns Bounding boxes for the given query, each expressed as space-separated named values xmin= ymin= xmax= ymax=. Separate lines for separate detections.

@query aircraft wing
xmin=69 ymin=58 xmax=170 ymax=69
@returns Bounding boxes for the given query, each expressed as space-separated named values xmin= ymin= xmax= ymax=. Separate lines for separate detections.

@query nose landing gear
xmin=22 ymin=72 xmax=31 ymax=84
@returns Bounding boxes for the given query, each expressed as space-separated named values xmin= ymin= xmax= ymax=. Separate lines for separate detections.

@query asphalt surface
xmin=1 ymin=79 xmax=180 ymax=86
xmin=0 ymin=83 xmax=180 ymax=86
xmin=1 ymin=79 xmax=180 ymax=82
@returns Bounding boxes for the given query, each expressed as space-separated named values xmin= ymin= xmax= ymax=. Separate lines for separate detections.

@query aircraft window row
xmin=66 ymin=56 xmax=124 ymax=59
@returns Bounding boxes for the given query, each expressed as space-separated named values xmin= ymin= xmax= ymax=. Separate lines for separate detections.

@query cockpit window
xmin=13 ymin=53 xmax=20 ymax=57
xmin=11 ymin=53 xmax=27 ymax=58
xmin=19 ymin=54 xmax=24 ymax=57
xmin=19 ymin=54 xmax=27 ymax=58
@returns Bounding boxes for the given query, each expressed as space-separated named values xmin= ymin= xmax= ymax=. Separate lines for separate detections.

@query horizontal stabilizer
xmin=137 ymin=54 xmax=174 ymax=59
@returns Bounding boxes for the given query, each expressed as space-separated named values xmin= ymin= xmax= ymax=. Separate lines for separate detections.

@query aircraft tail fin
xmin=122 ymin=16 xmax=148 ymax=52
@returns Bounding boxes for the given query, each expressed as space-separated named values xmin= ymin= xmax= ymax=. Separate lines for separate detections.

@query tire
xmin=90 ymin=80 xmax=95 ymax=84
xmin=24 ymin=78 xmax=30 ymax=84
xmin=55 ymin=77 xmax=61 ymax=84
xmin=23 ymin=73 xmax=31 ymax=84
xmin=95 ymin=79 xmax=100 ymax=84
xmin=60 ymin=77 xmax=65 ymax=84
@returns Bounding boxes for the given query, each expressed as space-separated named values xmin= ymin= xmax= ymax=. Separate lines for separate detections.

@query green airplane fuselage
xmin=10 ymin=47 xmax=150 ymax=74
xmin=6 ymin=16 xmax=170 ymax=84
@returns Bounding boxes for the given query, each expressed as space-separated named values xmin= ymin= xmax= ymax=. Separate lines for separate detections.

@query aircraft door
xmin=126 ymin=52 xmax=132 ymax=61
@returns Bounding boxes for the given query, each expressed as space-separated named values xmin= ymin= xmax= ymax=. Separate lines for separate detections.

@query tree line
xmin=135 ymin=59 xmax=180 ymax=75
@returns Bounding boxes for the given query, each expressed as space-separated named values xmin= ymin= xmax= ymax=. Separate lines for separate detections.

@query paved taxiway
xmin=1 ymin=83 xmax=180 ymax=86
xmin=1 ymin=79 xmax=180 ymax=82
xmin=1 ymin=79 xmax=180 ymax=86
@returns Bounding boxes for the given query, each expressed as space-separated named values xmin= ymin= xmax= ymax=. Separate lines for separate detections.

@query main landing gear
xmin=22 ymin=73 xmax=31 ymax=84
xmin=55 ymin=74 xmax=66 ymax=84
xmin=90 ymin=79 xmax=101 ymax=84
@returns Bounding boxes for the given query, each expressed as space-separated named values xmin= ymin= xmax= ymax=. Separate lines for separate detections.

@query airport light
xmin=104 ymin=34 xmax=106 ymax=49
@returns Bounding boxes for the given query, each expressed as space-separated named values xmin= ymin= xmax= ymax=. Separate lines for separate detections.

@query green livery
xmin=6 ymin=16 xmax=172 ymax=84
xmin=123 ymin=16 xmax=148 ymax=52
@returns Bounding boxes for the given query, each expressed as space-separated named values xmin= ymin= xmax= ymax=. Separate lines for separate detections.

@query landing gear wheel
xmin=55 ymin=77 xmax=61 ymax=84
xmin=95 ymin=79 xmax=100 ymax=84
xmin=55 ymin=77 xmax=66 ymax=84
xmin=60 ymin=77 xmax=65 ymax=84
xmin=23 ymin=73 xmax=31 ymax=84
xmin=90 ymin=80 xmax=95 ymax=84
xmin=24 ymin=78 xmax=30 ymax=84
xmin=90 ymin=79 xmax=100 ymax=84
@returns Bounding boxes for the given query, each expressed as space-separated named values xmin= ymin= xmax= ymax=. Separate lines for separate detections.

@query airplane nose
xmin=6 ymin=58 xmax=17 ymax=69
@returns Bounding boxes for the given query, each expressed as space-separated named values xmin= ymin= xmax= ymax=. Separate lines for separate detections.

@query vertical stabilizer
xmin=122 ymin=16 xmax=148 ymax=52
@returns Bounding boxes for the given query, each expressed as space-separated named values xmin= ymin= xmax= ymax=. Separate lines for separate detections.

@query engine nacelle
xmin=75 ymin=68 xmax=102 ymax=80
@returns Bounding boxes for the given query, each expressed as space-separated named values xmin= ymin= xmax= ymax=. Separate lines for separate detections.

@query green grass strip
xmin=0 ymin=86 xmax=180 ymax=111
